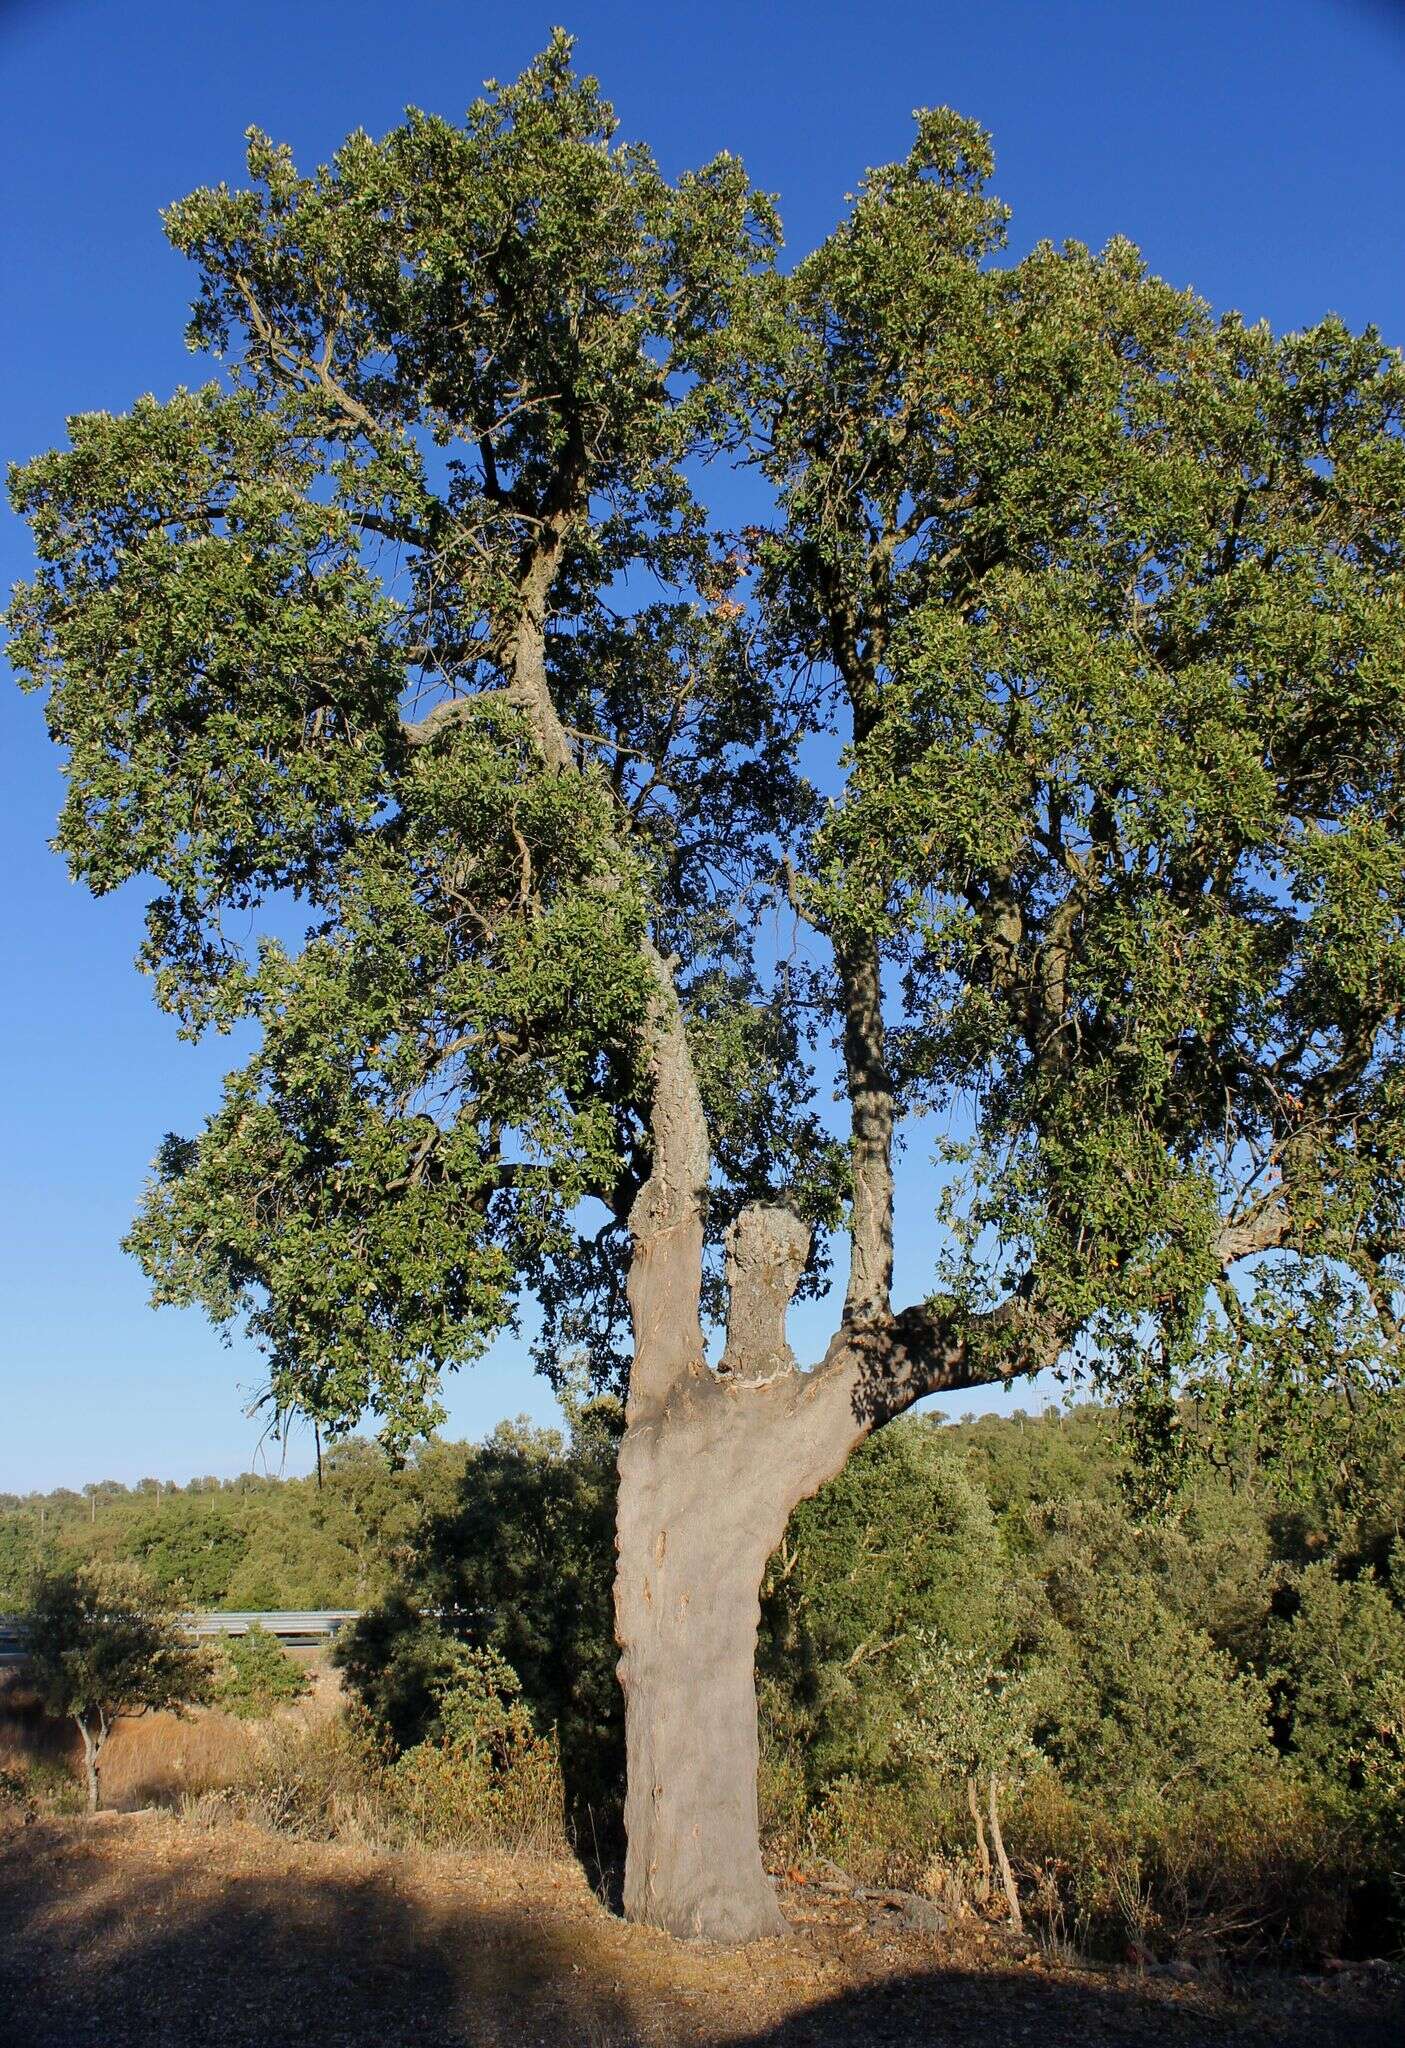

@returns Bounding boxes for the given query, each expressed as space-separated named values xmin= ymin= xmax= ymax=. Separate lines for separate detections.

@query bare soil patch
xmin=1 ymin=1809 xmax=1400 ymax=2048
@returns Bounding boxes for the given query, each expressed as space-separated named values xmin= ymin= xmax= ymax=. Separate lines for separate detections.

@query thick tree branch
xmin=400 ymin=696 xmax=477 ymax=748
xmin=1214 ymin=1200 xmax=1294 ymax=1266
xmin=837 ymin=933 xmax=896 ymax=1317
xmin=772 ymin=1285 xmax=1068 ymax=1505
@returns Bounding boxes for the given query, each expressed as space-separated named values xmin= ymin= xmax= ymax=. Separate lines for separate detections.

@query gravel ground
xmin=1 ymin=1810 xmax=1400 ymax=2048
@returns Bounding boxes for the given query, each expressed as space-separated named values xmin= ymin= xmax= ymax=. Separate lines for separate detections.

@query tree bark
xmin=615 ymin=1195 xmax=870 ymax=1941
xmin=837 ymin=934 xmax=895 ymax=1319
xmin=967 ymin=1775 xmax=992 ymax=1900
xmin=988 ymin=1774 xmax=1022 ymax=1933
xmin=76 ymin=1715 xmax=103 ymax=1814
xmin=615 ymin=1355 xmax=875 ymax=1939
xmin=616 ymin=1384 xmax=792 ymax=1941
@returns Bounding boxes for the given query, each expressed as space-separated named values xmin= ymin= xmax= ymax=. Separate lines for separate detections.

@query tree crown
xmin=23 ymin=1561 xmax=211 ymax=1725
xmin=10 ymin=37 xmax=1405 ymax=1452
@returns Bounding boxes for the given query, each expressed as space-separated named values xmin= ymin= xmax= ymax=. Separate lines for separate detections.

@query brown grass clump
xmin=203 ymin=1693 xmax=569 ymax=1862
xmin=0 ymin=1653 xmax=342 ymax=1812
xmin=5 ymin=1648 xmax=569 ymax=1864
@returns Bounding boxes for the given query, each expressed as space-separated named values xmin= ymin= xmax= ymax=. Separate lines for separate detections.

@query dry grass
xmin=0 ymin=1653 xmax=341 ymax=1811
xmin=2 ymin=1806 xmax=1400 ymax=2048
xmin=4 ymin=1651 xmax=567 ymax=1864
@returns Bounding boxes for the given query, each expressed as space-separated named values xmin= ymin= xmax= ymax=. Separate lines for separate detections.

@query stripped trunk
xmin=616 ymin=1394 xmax=794 ymax=1941
xmin=615 ymin=1348 xmax=876 ymax=1939
xmin=613 ymin=999 xmax=867 ymax=1940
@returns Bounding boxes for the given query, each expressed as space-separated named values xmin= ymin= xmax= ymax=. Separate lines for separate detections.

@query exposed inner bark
xmin=617 ymin=1189 xmax=878 ymax=1940
xmin=616 ymin=1382 xmax=795 ymax=1942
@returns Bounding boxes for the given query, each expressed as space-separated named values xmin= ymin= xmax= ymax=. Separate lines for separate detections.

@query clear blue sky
xmin=3 ymin=0 xmax=1404 ymax=1492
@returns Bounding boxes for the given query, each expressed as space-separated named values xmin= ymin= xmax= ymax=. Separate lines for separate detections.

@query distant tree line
xmin=0 ymin=1437 xmax=474 ymax=1610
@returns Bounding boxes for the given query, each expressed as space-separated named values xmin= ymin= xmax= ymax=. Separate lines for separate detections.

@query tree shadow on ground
xmin=1 ymin=1817 xmax=1400 ymax=2048
xmin=0 ymin=1820 xmax=628 ymax=2048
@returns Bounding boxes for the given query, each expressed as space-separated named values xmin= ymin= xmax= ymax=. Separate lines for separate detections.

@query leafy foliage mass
xmin=210 ymin=1621 xmax=311 ymax=1718
xmin=6 ymin=34 xmax=799 ymax=1440
xmin=754 ymin=1405 xmax=1405 ymax=1956
xmin=10 ymin=36 xmax=1405 ymax=1456
xmin=332 ymin=1401 xmax=620 ymax=1818
xmin=22 ymin=1562 xmax=211 ymax=1725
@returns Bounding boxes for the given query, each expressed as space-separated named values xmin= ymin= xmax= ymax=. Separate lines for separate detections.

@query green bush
xmin=390 ymin=1647 xmax=566 ymax=1856
xmin=760 ymin=1421 xmax=1014 ymax=1788
xmin=337 ymin=1406 xmax=622 ymax=1828
xmin=210 ymin=1623 xmax=311 ymax=1719
xmin=1032 ymin=1578 xmax=1280 ymax=1808
xmin=333 ymin=1595 xmax=473 ymax=1753
xmin=226 ymin=1652 xmax=566 ymax=1859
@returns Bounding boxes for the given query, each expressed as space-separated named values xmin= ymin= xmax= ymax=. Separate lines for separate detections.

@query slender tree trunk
xmin=76 ymin=1717 xmax=102 ymax=1814
xmin=967 ymin=1776 xmax=991 ymax=1900
xmin=988 ymin=1774 xmax=1022 ymax=1933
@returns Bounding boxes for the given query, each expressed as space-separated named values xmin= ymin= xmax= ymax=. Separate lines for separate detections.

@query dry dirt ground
xmin=1 ymin=1809 xmax=1401 ymax=2048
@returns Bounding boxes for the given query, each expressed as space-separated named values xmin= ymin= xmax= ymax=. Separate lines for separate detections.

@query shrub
xmin=390 ymin=1647 xmax=566 ymax=1856
xmin=896 ymin=1638 xmax=1039 ymax=1927
xmin=1033 ymin=1577 xmax=1280 ymax=1808
xmin=230 ymin=1649 xmax=567 ymax=1860
xmin=235 ymin=1711 xmax=390 ymax=1842
xmin=760 ymin=1422 xmax=1015 ymax=1788
xmin=337 ymin=1405 xmax=623 ymax=1830
xmin=1272 ymin=1555 xmax=1405 ymax=1812
xmin=333 ymin=1595 xmax=471 ymax=1752
xmin=1012 ymin=1765 xmax=1341 ymax=1960
xmin=0 ymin=1756 xmax=86 ymax=1819
xmin=209 ymin=1624 xmax=311 ymax=1719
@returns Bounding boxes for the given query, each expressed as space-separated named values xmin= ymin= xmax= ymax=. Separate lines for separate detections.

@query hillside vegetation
xmin=0 ymin=1436 xmax=473 ymax=1611
xmin=5 ymin=1400 xmax=1404 ymax=1960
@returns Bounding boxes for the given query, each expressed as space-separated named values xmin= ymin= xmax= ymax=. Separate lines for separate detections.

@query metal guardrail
xmin=0 ymin=1610 xmax=361 ymax=1662
xmin=186 ymin=1611 xmax=361 ymax=1642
